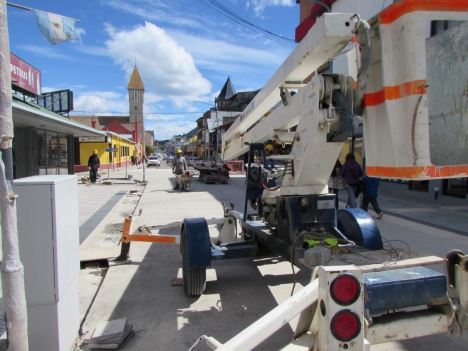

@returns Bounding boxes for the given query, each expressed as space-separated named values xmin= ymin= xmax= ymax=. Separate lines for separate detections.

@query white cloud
xmin=17 ymin=45 xmax=70 ymax=60
xmin=73 ymin=92 xmax=128 ymax=115
xmin=104 ymin=22 xmax=212 ymax=106
xmin=106 ymin=0 xmax=201 ymax=29
xmin=247 ymin=0 xmax=295 ymax=16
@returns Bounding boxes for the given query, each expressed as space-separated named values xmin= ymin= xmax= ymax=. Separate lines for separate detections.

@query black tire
xmin=183 ymin=182 xmax=191 ymax=191
xmin=181 ymin=225 xmax=206 ymax=296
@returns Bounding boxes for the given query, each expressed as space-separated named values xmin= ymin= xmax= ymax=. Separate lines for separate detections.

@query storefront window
xmin=444 ymin=178 xmax=468 ymax=198
xmin=59 ymin=136 xmax=68 ymax=174
xmin=38 ymin=131 xmax=47 ymax=175
xmin=38 ymin=131 xmax=69 ymax=175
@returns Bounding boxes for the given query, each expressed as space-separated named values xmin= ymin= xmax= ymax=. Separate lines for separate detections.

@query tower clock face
xmin=133 ymin=105 xmax=139 ymax=110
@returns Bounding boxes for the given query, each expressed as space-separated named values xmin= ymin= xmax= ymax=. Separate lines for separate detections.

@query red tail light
xmin=330 ymin=310 xmax=361 ymax=341
xmin=330 ymin=274 xmax=360 ymax=305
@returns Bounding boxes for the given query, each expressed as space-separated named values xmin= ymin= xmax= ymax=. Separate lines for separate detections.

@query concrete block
xmin=88 ymin=330 xmax=135 ymax=350
xmin=93 ymin=323 xmax=133 ymax=344
xmin=304 ymin=246 xmax=331 ymax=266
xmin=91 ymin=318 xmax=128 ymax=341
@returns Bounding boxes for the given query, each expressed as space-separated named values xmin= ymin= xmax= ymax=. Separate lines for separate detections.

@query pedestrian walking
xmin=131 ymin=155 xmax=135 ymax=166
xmin=172 ymin=149 xmax=187 ymax=190
xmin=340 ymin=153 xmax=363 ymax=208
xmin=88 ymin=150 xmax=100 ymax=184
xmin=328 ymin=159 xmax=345 ymax=210
xmin=361 ymin=174 xmax=383 ymax=219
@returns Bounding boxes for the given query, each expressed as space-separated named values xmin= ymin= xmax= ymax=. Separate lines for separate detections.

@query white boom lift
xmin=184 ymin=2 xmax=468 ymax=350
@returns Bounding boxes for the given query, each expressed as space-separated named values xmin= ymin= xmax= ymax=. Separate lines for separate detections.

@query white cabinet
xmin=14 ymin=175 xmax=79 ymax=351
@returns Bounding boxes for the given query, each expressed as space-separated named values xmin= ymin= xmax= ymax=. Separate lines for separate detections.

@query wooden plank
xmin=359 ymin=255 xmax=444 ymax=273
xmin=300 ymin=249 xmax=444 ymax=273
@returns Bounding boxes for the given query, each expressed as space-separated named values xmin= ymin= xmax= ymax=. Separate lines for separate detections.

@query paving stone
xmin=91 ymin=318 xmax=128 ymax=341
xmin=93 ymin=323 xmax=133 ymax=344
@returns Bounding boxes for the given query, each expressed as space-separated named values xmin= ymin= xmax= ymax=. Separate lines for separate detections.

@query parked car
xmin=147 ymin=156 xmax=160 ymax=167
xmin=166 ymin=156 xmax=174 ymax=164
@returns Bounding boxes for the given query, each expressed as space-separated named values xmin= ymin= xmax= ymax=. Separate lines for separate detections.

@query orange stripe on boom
xmin=363 ymin=80 xmax=427 ymax=107
xmin=128 ymin=235 xmax=177 ymax=244
xmin=366 ymin=165 xmax=468 ymax=179
xmin=380 ymin=0 xmax=468 ymax=24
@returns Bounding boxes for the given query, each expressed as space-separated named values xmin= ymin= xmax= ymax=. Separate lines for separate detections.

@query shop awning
xmin=12 ymin=96 xmax=106 ymax=137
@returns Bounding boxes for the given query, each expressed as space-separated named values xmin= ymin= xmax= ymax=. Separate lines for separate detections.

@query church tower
xmin=127 ymin=66 xmax=145 ymax=144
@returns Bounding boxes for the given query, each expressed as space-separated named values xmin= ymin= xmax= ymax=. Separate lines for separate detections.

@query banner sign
xmin=10 ymin=53 xmax=41 ymax=96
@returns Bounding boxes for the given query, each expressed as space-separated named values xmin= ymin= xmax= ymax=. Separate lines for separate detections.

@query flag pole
xmin=0 ymin=0 xmax=30 ymax=350
xmin=6 ymin=2 xmax=80 ymax=21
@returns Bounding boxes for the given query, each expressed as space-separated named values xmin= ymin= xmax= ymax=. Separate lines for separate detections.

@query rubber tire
xmin=183 ymin=182 xmax=191 ymax=191
xmin=181 ymin=225 xmax=206 ymax=296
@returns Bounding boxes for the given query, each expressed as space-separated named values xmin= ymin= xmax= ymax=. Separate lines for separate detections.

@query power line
xmin=197 ymin=0 xmax=295 ymax=47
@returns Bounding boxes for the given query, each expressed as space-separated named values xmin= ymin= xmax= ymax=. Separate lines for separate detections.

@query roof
xmin=127 ymin=66 xmax=145 ymax=91
xmin=69 ymin=116 xmax=133 ymax=131
xmin=215 ymin=77 xmax=236 ymax=102
xmin=12 ymin=96 xmax=105 ymax=137
xmin=101 ymin=120 xmax=133 ymax=134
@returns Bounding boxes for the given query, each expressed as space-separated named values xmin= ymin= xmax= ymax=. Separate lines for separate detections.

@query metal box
xmin=363 ymin=267 xmax=447 ymax=315
xmin=14 ymin=175 xmax=80 ymax=351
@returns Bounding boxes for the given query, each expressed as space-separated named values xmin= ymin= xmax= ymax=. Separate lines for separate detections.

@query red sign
xmin=10 ymin=53 xmax=41 ymax=96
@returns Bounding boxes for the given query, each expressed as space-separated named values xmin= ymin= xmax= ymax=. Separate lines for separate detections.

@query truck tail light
xmin=330 ymin=274 xmax=360 ymax=305
xmin=330 ymin=310 xmax=361 ymax=341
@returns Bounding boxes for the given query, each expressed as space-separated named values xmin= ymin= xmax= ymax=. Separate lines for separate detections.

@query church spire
xmin=215 ymin=77 xmax=236 ymax=102
xmin=127 ymin=66 xmax=145 ymax=91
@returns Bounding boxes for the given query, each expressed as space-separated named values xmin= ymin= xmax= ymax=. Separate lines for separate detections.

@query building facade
xmin=70 ymin=65 xmax=149 ymax=165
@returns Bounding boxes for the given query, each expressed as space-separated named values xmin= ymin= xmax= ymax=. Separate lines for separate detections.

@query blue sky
xmin=6 ymin=0 xmax=299 ymax=140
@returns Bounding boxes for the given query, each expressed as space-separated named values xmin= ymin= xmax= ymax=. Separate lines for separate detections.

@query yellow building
xmin=77 ymin=132 xmax=136 ymax=171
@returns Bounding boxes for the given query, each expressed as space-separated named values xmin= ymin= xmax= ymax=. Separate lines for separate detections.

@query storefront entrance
xmin=37 ymin=131 xmax=69 ymax=175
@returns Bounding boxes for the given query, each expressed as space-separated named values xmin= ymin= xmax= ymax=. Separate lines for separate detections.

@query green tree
xmin=145 ymin=145 xmax=154 ymax=155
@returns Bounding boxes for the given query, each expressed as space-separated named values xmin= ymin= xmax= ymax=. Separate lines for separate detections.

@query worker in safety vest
xmin=172 ymin=149 xmax=188 ymax=190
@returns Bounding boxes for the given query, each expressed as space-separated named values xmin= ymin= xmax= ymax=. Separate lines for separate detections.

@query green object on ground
xmin=324 ymin=238 xmax=338 ymax=247
xmin=304 ymin=239 xmax=321 ymax=248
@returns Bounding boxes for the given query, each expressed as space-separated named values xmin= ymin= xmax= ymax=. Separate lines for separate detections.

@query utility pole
xmin=0 ymin=1 xmax=29 ymax=349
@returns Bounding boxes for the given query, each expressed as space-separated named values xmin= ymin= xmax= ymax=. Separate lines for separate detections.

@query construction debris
xmin=85 ymin=318 xmax=135 ymax=350
xmin=200 ymin=174 xmax=228 ymax=184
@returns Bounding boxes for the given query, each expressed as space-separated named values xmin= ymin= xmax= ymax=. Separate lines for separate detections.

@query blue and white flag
xmin=34 ymin=10 xmax=77 ymax=45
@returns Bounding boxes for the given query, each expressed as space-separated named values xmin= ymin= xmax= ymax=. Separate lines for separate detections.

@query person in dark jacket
xmin=328 ymin=159 xmax=345 ymax=210
xmin=88 ymin=150 xmax=100 ymax=184
xmin=361 ymin=174 xmax=383 ymax=219
xmin=340 ymin=153 xmax=363 ymax=208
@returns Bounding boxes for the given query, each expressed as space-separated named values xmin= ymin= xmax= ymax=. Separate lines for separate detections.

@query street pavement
xmin=73 ymin=163 xmax=468 ymax=351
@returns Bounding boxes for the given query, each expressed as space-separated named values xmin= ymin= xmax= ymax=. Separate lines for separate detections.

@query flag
xmin=33 ymin=10 xmax=77 ymax=45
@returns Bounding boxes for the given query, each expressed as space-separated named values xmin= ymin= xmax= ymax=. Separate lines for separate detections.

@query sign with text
xmin=10 ymin=53 xmax=41 ymax=96
xmin=79 ymin=136 xmax=108 ymax=142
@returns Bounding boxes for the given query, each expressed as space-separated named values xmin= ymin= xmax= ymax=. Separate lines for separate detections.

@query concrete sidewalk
xmin=74 ymin=165 xmax=468 ymax=351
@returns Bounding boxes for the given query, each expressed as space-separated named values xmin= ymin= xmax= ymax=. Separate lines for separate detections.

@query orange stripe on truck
xmin=363 ymin=79 xmax=427 ymax=107
xmin=366 ymin=165 xmax=468 ymax=179
xmin=379 ymin=0 xmax=468 ymax=24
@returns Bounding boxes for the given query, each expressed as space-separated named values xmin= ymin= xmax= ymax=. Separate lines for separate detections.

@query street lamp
xmin=194 ymin=101 xmax=219 ymax=156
